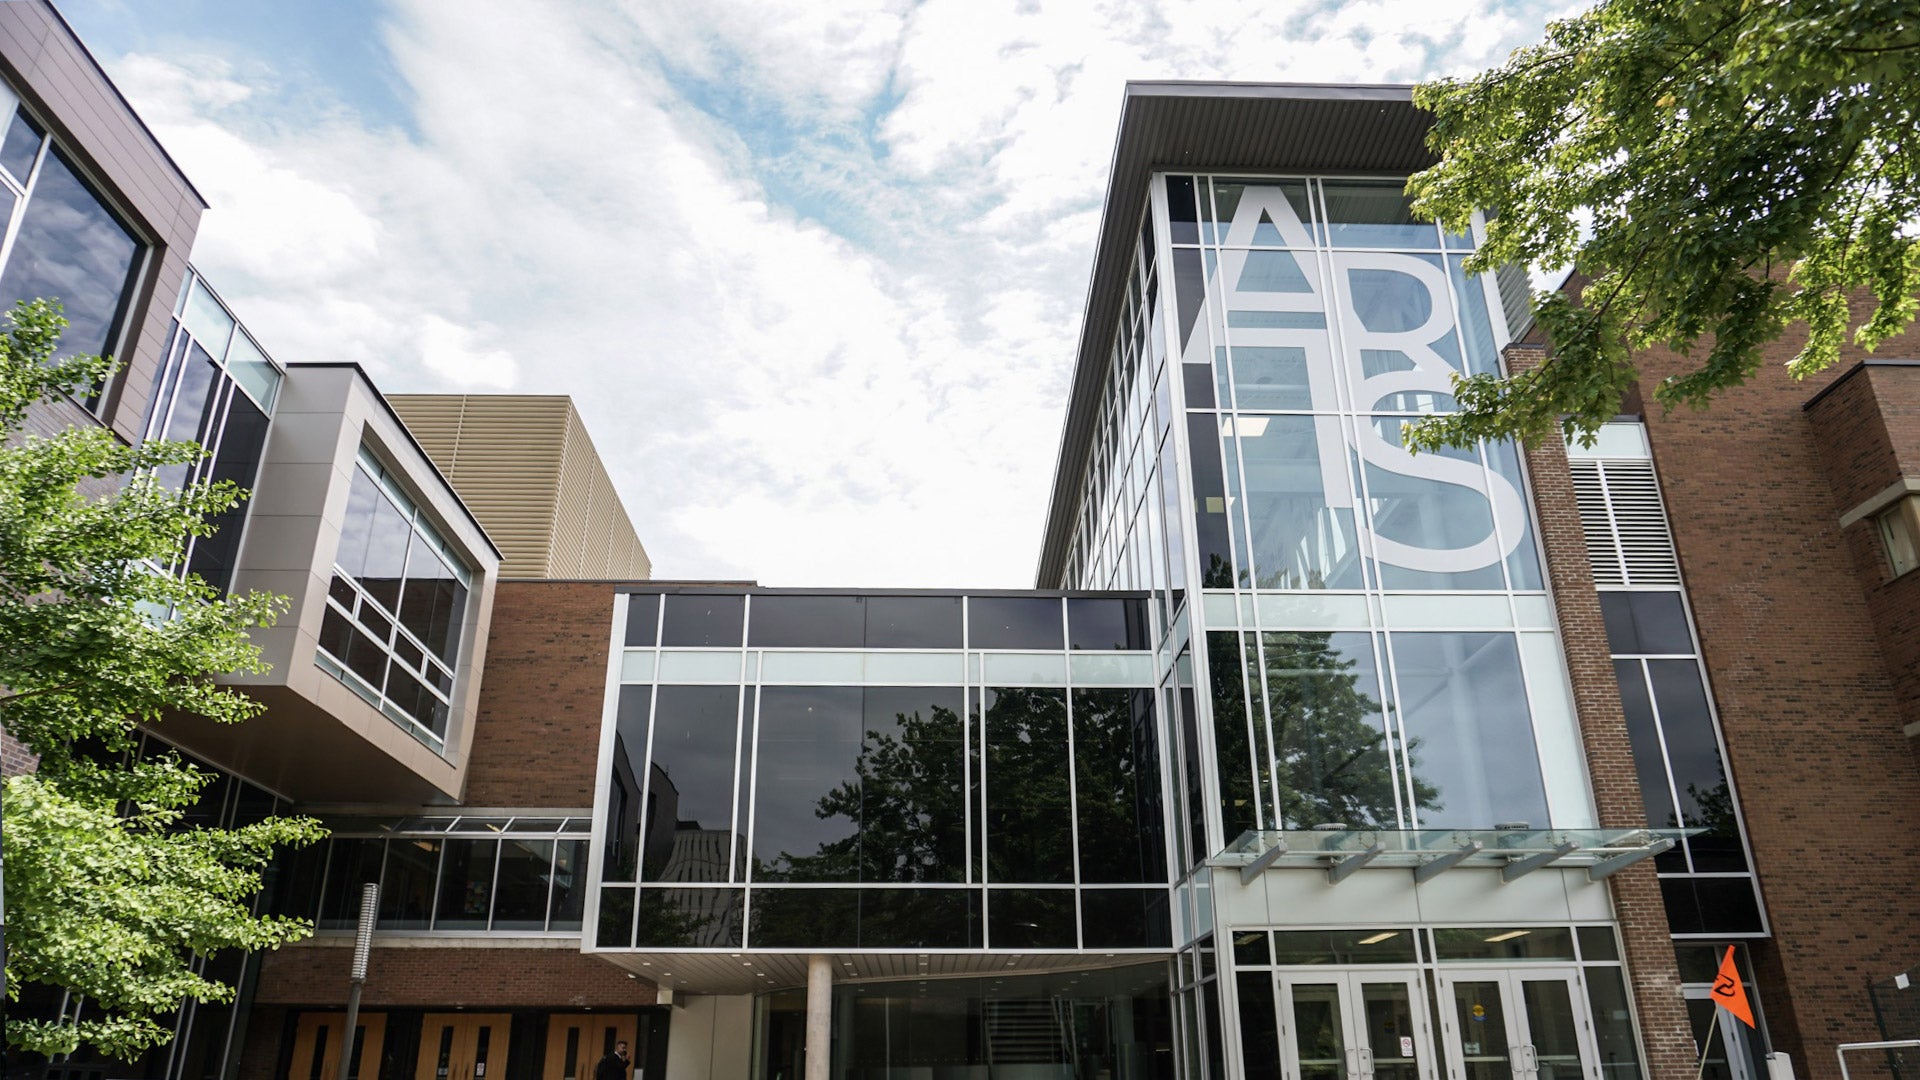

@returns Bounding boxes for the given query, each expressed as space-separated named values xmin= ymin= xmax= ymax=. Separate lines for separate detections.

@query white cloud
xmin=97 ymin=0 xmax=1572 ymax=586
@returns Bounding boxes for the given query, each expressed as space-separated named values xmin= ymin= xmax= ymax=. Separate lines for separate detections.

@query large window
xmin=317 ymin=448 xmax=473 ymax=747
xmin=597 ymin=592 xmax=1170 ymax=951
xmin=142 ymin=271 xmax=283 ymax=594
xmin=0 ymin=87 xmax=142 ymax=366
xmin=269 ymin=816 xmax=590 ymax=935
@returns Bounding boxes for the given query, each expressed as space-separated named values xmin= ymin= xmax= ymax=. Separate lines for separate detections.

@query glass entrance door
xmin=1436 ymin=970 xmax=1597 ymax=1080
xmin=1278 ymin=972 xmax=1436 ymax=1080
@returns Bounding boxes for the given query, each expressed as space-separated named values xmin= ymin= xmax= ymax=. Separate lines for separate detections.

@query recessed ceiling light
xmin=1483 ymin=930 xmax=1531 ymax=943
xmin=1357 ymin=932 xmax=1399 ymax=945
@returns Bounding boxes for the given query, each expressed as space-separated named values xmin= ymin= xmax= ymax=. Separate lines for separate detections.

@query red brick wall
xmin=461 ymin=580 xmax=617 ymax=808
xmin=255 ymin=943 xmax=657 ymax=1008
xmin=1507 ymin=343 xmax=1697 ymax=1080
xmin=1618 ymin=333 xmax=1920 ymax=1080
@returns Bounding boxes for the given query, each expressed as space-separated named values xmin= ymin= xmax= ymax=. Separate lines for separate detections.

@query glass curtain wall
xmin=1156 ymin=174 xmax=1592 ymax=847
xmin=0 ymin=81 xmax=143 ymax=370
xmin=141 ymin=270 xmax=283 ymax=594
xmin=595 ymin=592 xmax=1171 ymax=953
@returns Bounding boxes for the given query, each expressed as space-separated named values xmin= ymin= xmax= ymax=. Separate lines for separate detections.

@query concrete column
xmin=806 ymin=954 xmax=832 ymax=1080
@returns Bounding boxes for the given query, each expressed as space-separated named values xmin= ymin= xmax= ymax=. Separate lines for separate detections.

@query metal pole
xmin=336 ymin=883 xmax=379 ymax=1080
xmin=1693 ymin=1007 xmax=1721 ymax=1080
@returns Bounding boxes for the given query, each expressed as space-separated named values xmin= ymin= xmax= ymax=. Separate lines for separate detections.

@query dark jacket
xmin=593 ymin=1052 xmax=629 ymax=1080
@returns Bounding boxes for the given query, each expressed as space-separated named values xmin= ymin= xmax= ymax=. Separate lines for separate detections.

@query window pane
xmin=185 ymin=391 xmax=268 ymax=594
xmin=1584 ymin=967 xmax=1644 ymax=1080
xmin=1187 ymin=415 xmax=1234 ymax=588
xmin=983 ymin=687 xmax=1073 ymax=883
xmin=548 ymin=839 xmax=587 ymax=931
xmin=640 ymin=686 xmax=742 ymax=882
xmin=378 ymin=839 xmax=439 ymax=929
xmin=1260 ymin=631 xmax=1400 ymax=828
xmin=968 ymin=596 xmax=1063 ymax=650
xmin=751 ymin=685 xmax=862 ymax=882
xmin=1601 ymin=591 xmax=1693 ymax=656
xmin=223 ymin=330 xmax=279 ymax=411
xmin=1075 ymin=688 xmax=1166 ymax=883
xmin=1392 ymin=633 xmax=1550 ymax=829
xmin=989 ymin=889 xmax=1076 ymax=949
xmin=1321 ymin=180 xmax=1439 ymax=249
xmin=748 ymin=594 xmax=864 ymax=648
xmin=864 ymin=595 xmax=963 ymax=648
xmin=1430 ymin=926 xmax=1574 ymax=962
xmin=860 ymin=687 xmax=966 ymax=883
xmin=1272 ymin=929 xmax=1418 ymax=965
xmin=1614 ymin=659 xmax=1682 ymax=869
xmin=488 ymin=838 xmax=552 ymax=931
xmin=1364 ymin=422 xmax=1506 ymax=590
xmin=336 ymin=468 xmax=383 ymax=578
xmin=1067 ymin=597 xmax=1149 ymax=651
xmin=358 ymin=488 xmax=413 ymax=612
xmin=1647 ymin=660 xmax=1743 ymax=871
xmin=1237 ymin=972 xmax=1281 ymax=1079
xmin=604 ymin=685 xmax=649 ymax=880
xmin=661 ymin=593 xmax=743 ymax=647
xmin=1230 ymin=347 xmax=1313 ymax=411
xmin=1081 ymin=888 xmax=1171 ymax=947
xmin=398 ymin=541 xmax=451 ymax=648
xmin=624 ymin=594 xmax=660 ymax=647
xmin=0 ymin=148 xmax=139 ymax=359
xmin=1209 ymin=179 xmax=1315 ymax=247
xmin=179 ymin=275 xmax=235 ymax=360
xmin=1233 ymin=415 xmax=1364 ymax=590
xmin=596 ymin=888 xmax=634 ymax=947
xmin=1207 ymin=632 xmax=1259 ymax=839
xmin=748 ymin=888 xmax=979 ymax=949
xmin=1166 ymin=175 xmax=1200 ymax=244
xmin=434 ymin=838 xmax=497 ymax=930
xmin=0 ymin=109 xmax=41 ymax=184
xmin=318 ymin=838 xmax=385 ymax=930
xmin=153 ymin=341 xmax=221 ymax=491
xmin=636 ymin=887 xmax=743 ymax=948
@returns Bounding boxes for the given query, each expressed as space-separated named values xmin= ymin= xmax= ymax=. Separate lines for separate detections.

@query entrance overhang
xmin=1218 ymin=827 xmax=1694 ymax=886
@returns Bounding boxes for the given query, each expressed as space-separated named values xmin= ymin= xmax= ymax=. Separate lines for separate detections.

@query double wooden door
xmin=543 ymin=1014 xmax=639 ymax=1080
xmin=414 ymin=1013 xmax=511 ymax=1080
xmin=290 ymin=1012 xmax=387 ymax=1080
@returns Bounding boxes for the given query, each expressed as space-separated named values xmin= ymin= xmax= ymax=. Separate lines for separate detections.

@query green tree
xmin=1405 ymin=0 xmax=1920 ymax=452
xmin=0 ymin=300 xmax=321 ymax=1060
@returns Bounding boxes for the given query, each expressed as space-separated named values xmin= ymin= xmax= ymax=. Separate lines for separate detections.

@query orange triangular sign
xmin=1711 ymin=946 xmax=1756 ymax=1027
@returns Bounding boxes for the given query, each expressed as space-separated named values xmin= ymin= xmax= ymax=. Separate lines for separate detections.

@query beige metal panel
xmin=388 ymin=394 xmax=650 ymax=580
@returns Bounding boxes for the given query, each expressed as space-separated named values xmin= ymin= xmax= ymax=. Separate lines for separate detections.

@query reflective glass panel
xmin=635 ymin=887 xmax=743 ymax=948
xmin=548 ymin=839 xmax=587 ymax=931
xmin=860 ymin=687 xmax=966 ymax=882
xmin=0 ymin=109 xmax=41 ymax=184
xmin=1647 ymin=660 xmax=1744 ymax=870
xmin=1272 ymin=929 xmax=1418 ymax=965
xmin=988 ymin=888 xmax=1076 ymax=948
xmin=748 ymin=594 xmax=864 ymax=648
xmin=1074 ymin=688 xmax=1166 ymax=883
xmin=1237 ymin=973 xmax=1280 ymax=1078
xmin=1583 ymin=967 xmax=1644 ymax=1080
xmin=1450 ymin=981 xmax=1511 ymax=1080
xmin=378 ymin=838 xmax=439 ymax=930
xmin=185 ymin=390 xmax=268 ymax=594
xmin=491 ymin=837 xmax=552 ymax=931
xmin=1321 ymin=181 xmax=1439 ymax=249
xmin=1391 ymin=633 xmax=1549 ymax=829
xmin=639 ymin=685 xmax=742 ymax=882
xmin=661 ymin=593 xmax=744 ymax=647
xmin=1260 ymin=631 xmax=1400 ymax=828
xmin=317 ymin=838 xmax=383 ymax=930
xmin=1431 ymin=927 xmax=1575 ymax=961
xmin=982 ymin=687 xmax=1073 ymax=883
xmin=625 ymin=593 xmax=660 ymax=647
xmin=750 ymin=888 xmax=980 ymax=949
xmin=1232 ymin=414 xmax=1364 ymax=589
xmin=1288 ymin=983 xmax=1346 ymax=1080
xmin=968 ymin=596 xmax=1063 ymax=650
xmin=433 ymin=838 xmax=497 ymax=930
xmin=751 ymin=685 xmax=862 ymax=882
xmin=1067 ymin=597 xmax=1150 ymax=651
xmin=0 ymin=148 xmax=139 ymax=359
xmin=1599 ymin=591 xmax=1693 ymax=655
xmin=1207 ymin=632 xmax=1259 ymax=838
xmin=864 ymin=594 xmax=963 ymax=648
xmin=1081 ymin=888 xmax=1172 ymax=947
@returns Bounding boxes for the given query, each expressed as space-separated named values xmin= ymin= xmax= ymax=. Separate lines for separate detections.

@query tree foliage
xmin=1406 ymin=0 xmax=1920 ymax=451
xmin=0 ymin=300 xmax=321 ymax=1060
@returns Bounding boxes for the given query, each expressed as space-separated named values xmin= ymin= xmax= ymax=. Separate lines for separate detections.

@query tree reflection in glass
xmin=1260 ymin=631 xmax=1437 ymax=829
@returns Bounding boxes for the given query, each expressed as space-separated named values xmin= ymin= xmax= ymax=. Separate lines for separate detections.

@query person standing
xmin=594 ymin=1040 xmax=631 ymax=1080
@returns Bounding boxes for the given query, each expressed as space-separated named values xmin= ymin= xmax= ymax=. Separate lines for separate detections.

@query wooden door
xmin=290 ymin=1012 xmax=388 ymax=1080
xmin=414 ymin=1013 xmax=512 ymax=1080
xmin=543 ymin=1015 xmax=638 ymax=1080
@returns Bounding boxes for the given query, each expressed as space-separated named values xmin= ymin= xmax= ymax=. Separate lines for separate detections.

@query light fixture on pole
xmin=336 ymin=883 xmax=378 ymax=1080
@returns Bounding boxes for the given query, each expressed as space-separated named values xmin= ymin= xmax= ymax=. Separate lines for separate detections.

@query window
xmin=316 ymin=447 xmax=473 ymax=747
xmin=1877 ymin=495 xmax=1919 ymax=578
xmin=142 ymin=271 xmax=283 ymax=593
xmin=0 ymin=94 xmax=142 ymax=367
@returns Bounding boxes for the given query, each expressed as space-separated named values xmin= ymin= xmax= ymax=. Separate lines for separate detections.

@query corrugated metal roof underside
xmin=1035 ymin=82 xmax=1436 ymax=586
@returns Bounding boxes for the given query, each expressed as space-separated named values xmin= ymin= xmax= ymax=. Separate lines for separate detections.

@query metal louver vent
xmin=1568 ymin=458 xmax=1680 ymax=585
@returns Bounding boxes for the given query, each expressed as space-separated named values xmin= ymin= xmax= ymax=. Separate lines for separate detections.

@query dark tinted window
xmin=1237 ymin=973 xmax=1280 ymax=1078
xmin=1074 ymin=688 xmax=1166 ymax=883
xmin=865 ymin=595 xmax=963 ymax=648
xmin=635 ymin=887 xmax=743 ymax=948
xmin=1270 ymin=928 xmax=1415 ymax=964
xmin=640 ymin=686 xmax=742 ymax=882
xmin=861 ymin=687 xmax=966 ymax=882
xmin=0 ymin=110 xmax=42 ymax=184
xmin=661 ymin=594 xmax=744 ymax=647
xmin=1082 ymin=888 xmax=1171 ymax=947
xmin=751 ymin=686 xmax=862 ymax=882
xmin=1599 ymin=591 xmax=1693 ymax=655
xmin=624 ymin=594 xmax=660 ymax=646
xmin=750 ymin=888 xmax=980 ymax=949
xmin=748 ymin=594 xmax=864 ymax=648
xmin=1649 ymin=660 xmax=1743 ymax=871
xmin=1614 ymin=660 xmax=1686 ymax=872
xmin=492 ymin=838 xmax=552 ymax=931
xmin=1260 ymin=631 xmax=1397 ymax=829
xmin=596 ymin=888 xmax=633 ymax=947
xmin=1165 ymin=175 xmax=1199 ymax=244
xmin=1207 ymin=632 xmax=1258 ymax=838
xmin=548 ymin=840 xmax=587 ymax=931
xmin=378 ymin=838 xmax=439 ymax=930
xmin=186 ymin=391 xmax=269 ymax=594
xmin=434 ymin=838 xmax=496 ymax=930
xmin=604 ymin=685 xmax=650 ymax=881
xmin=990 ymin=889 xmax=1076 ymax=949
xmin=983 ymin=687 xmax=1072 ymax=883
xmin=1068 ymin=597 xmax=1149 ymax=650
xmin=0 ymin=147 xmax=139 ymax=360
xmin=969 ymin=597 xmax=1062 ymax=650
xmin=1188 ymin=415 xmax=1232 ymax=586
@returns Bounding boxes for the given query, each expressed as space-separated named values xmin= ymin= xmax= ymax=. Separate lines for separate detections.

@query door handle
xmin=1356 ymin=1047 xmax=1375 ymax=1080
xmin=1517 ymin=1044 xmax=1538 ymax=1078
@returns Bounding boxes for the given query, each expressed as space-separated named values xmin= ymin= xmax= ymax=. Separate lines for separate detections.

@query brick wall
xmin=1605 ymin=328 xmax=1920 ymax=1080
xmin=461 ymin=580 xmax=617 ymax=807
xmin=1506 ymin=343 xmax=1697 ymax=1080
xmin=255 ymin=942 xmax=657 ymax=1008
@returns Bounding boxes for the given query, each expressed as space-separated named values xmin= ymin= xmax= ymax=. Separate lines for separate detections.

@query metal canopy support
xmin=1328 ymin=842 xmax=1387 ymax=884
xmin=1240 ymin=840 xmax=1290 ymax=885
xmin=1502 ymin=841 xmax=1580 ymax=883
xmin=1586 ymin=838 xmax=1674 ymax=882
xmin=1414 ymin=841 xmax=1484 ymax=884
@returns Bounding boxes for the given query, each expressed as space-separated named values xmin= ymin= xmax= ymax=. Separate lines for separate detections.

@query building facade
xmin=2 ymin=8 xmax=1917 ymax=1080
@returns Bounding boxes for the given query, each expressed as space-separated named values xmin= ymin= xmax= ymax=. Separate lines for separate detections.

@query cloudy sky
xmin=63 ymin=0 xmax=1575 ymax=587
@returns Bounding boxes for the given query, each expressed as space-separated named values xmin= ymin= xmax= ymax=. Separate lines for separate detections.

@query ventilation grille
xmin=1568 ymin=458 xmax=1680 ymax=585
